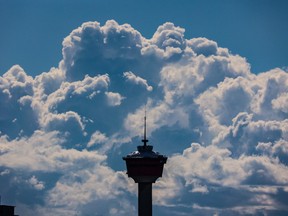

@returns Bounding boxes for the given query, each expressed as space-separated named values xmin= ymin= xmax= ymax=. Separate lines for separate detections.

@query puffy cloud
xmin=160 ymin=54 xmax=250 ymax=107
xmin=0 ymin=169 xmax=10 ymax=176
xmin=42 ymin=111 xmax=85 ymax=141
xmin=44 ymin=74 xmax=109 ymax=111
xmin=32 ymin=73 xmax=118 ymax=146
xmin=251 ymin=68 xmax=288 ymax=119
xmin=151 ymin=22 xmax=186 ymax=50
xmin=27 ymin=176 xmax=45 ymax=190
xmin=87 ymin=130 xmax=108 ymax=147
xmin=1 ymin=20 xmax=288 ymax=215
xmin=144 ymin=22 xmax=187 ymax=61
xmin=0 ymin=128 xmax=135 ymax=215
xmin=34 ymin=67 xmax=65 ymax=97
xmin=154 ymin=143 xmax=288 ymax=215
xmin=61 ymin=20 xmax=144 ymax=81
xmin=0 ymin=65 xmax=37 ymax=138
xmin=272 ymin=92 xmax=288 ymax=113
xmin=256 ymin=139 xmax=288 ymax=163
xmin=123 ymin=71 xmax=153 ymax=91
xmin=187 ymin=37 xmax=218 ymax=56
xmin=196 ymin=77 xmax=254 ymax=129
xmin=105 ymin=91 xmax=124 ymax=106
xmin=0 ymin=130 xmax=106 ymax=171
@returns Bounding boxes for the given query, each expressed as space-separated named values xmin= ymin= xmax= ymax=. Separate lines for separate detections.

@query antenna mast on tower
xmin=142 ymin=106 xmax=148 ymax=147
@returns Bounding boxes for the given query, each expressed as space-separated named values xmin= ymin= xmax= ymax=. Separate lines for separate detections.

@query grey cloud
xmin=155 ymin=143 xmax=288 ymax=214
xmin=0 ymin=130 xmax=106 ymax=172
xmin=196 ymin=77 xmax=254 ymax=126
xmin=160 ymin=53 xmax=250 ymax=107
xmin=148 ymin=22 xmax=187 ymax=60
xmin=272 ymin=93 xmax=288 ymax=113
xmin=0 ymin=65 xmax=38 ymax=138
xmin=123 ymin=71 xmax=153 ymax=91
xmin=151 ymin=22 xmax=186 ymax=50
xmin=61 ymin=20 xmax=144 ymax=81
xmin=252 ymin=69 xmax=288 ymax=120
xmin=34 ymin=67 xmax=65 ymax=97
xmin=187 ymin=37 xmax=218 ymax=56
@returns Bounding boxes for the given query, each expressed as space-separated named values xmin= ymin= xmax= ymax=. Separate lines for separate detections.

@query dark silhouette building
xmin=0 ymin=205 xmax=18 ymax=216
xmin=123 ymin=113 xmax=167 ymax=216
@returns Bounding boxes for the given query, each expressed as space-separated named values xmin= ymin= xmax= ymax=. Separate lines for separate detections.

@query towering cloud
xmin=0 ymin=20 xmax=287 ymax=215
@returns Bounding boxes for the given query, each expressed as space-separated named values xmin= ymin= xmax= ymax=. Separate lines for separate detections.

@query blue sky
xmin=1 ymin=0 xmax=288 ymax=75
xmin=0 ymin=1 xmax=288 ymax=215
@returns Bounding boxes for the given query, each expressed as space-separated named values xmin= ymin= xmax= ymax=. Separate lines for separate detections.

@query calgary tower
xmin=123 ymin=111 xmax=167 ymax=216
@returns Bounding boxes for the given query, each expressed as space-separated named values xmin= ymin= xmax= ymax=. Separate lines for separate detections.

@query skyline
xmin=0 ymin=1 xmax=288 ymax=215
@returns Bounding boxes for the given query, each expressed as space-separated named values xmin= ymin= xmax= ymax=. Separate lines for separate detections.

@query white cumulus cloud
xmin=123 ymin=71 xmax=153 ymax=91
xmin=0 ymin=20 xmax=288 ymax=216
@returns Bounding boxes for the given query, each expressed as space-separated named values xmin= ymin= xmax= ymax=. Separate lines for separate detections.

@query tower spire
xmin=142 ymin=105 xmax=148 ymax=147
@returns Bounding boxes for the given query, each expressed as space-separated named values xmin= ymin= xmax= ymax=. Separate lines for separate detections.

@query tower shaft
xmin=138 ymin=182 xmax=152 ymax=216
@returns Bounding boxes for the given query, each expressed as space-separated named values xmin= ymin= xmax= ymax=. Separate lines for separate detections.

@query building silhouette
xmin=0 ymin=205 xmax=18 ymax=216
xmin=123 ymin=112 xmax=167 ymax=216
